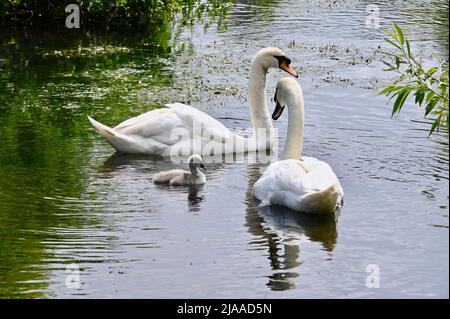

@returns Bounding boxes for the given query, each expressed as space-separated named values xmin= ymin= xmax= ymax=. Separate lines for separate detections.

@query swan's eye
xmin=274 ymin=88 xmax=278 ymax=103
xmin=274 ymin=55 xmax=291 ymax=66
xmin=274 ymin=55 xmax=298 ymax=78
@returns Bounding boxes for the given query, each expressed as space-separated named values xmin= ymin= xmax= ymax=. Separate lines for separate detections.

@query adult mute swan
xmin=253 ymin=78 xmax=344 ymax=214
xmin=88 ymin=47 xmax=298 ymax=156
xmin=153 ymin=154 xmax=206 ymax=186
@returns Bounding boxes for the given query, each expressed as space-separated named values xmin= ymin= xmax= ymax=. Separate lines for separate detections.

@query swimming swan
xmin=253 ymin=78 xmax=344 ymax=214
xmin=88 ymin=47 xmax=298 ymax=156
xmin=153 ymin=154 xmax=206 ymax=186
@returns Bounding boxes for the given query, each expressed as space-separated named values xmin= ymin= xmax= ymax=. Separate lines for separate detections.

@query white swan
xmin=253 ymin=78 xmax=344 ymax=214
xmin=88 ymin=47 xmax=298 ymax=156
xmin=153 ymin=154 xmax=206 ymax=186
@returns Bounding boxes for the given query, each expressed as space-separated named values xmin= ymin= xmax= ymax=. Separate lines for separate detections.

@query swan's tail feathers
xmin=301 ymin=184 xmax=343 ymax=214
xmin=87 ymin=116 xmax=116 ymax=138
xmin=87 ymin=116 xmax=138 ymax=153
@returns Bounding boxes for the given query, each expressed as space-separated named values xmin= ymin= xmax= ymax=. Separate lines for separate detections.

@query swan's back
xmin=253 ymin=158 xmax=343 ymax=214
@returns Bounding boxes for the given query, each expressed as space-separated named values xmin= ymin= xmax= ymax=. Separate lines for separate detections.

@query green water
xmin=0 ymin=0 xmax=448 ymax=298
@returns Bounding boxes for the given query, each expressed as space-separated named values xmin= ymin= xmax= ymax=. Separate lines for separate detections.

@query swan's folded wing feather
xmin=114 ymin=109 xmax=178 ymax=135
xmin=254 ymin=159 xmax=343 ymax=204
xmin=166 ymin=102 xmax=229 ymax=132
xmin=114 ymin=108 xmax=164 ymax=130
xmin=253 ymin=160 xmax=308 ymax=203
xmin=298 ymin=157 xmax=341 ymax=192
xmin=115 ymin=103 xmax=229 ymax=140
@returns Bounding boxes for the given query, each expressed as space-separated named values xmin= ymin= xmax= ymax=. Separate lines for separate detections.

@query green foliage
xmin=380 ymin=22 xmax=449 ymax=135
xmin=0 ymin=0 xmax=218 ymax=28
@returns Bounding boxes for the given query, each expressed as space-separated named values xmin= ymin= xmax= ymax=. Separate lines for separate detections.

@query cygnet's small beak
xmin=200 ymin=163 xmax=207 ymax=170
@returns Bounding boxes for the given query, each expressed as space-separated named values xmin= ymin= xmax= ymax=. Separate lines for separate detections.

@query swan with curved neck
xmin=253 ymin=78 xmax=344 ymax=214
xmin=88 ymin=47 xmax=298 ymax=156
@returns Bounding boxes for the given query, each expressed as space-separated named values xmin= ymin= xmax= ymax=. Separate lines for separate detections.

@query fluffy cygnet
xmin=153 ymin=154 xmax=206 ymax=186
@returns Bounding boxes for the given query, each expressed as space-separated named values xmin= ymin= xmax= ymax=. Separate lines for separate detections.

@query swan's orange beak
xmin=279 ymin=60 xmax=298 ymax=78
xmin=272 ymin=101 xmax=286 ymax=120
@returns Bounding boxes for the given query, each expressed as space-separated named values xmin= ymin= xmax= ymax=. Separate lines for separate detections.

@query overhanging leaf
xmin=415 ymin=89 xmax=425 ymax=106
xmin=406 ymin=39 xmax=411 ymax=58
xmin=391 ymin=88 xmax=410 ymax=116
xmin=425 ymin=97 xmax=439 ymax=116
xmin=426 ymin=91 xmax=435 ymax=103
xmin=393 ymin=22 xmax=404 ymax=46
xmin=383 ymin=38 xmax=402 ymax=51
xmin=429 ymin=116 xmax=441 ymax=136
xmin=379 ymin=85 xmax=402 ymax=95
xmin=426 ymin=67 xmax=438 ymax=77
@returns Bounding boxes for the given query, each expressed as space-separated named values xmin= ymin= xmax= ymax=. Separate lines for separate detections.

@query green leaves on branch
xmin=380 ymin=22 xmax=449 ymax=135
xmin=0 ymin=0 xmax=231 ymax=29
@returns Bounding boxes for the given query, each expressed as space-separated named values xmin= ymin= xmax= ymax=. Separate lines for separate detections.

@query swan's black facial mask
xmin=274 ymin=55 xmax=299 ymax=78
xmin=272 ymin=88 xmax=286 ymax=120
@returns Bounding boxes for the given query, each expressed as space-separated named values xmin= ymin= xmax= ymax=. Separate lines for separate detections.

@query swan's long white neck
xmin=248 ymin=57 xmax=274 ymax=149
xmin=283 ymin=90 xmax=304 ymax=160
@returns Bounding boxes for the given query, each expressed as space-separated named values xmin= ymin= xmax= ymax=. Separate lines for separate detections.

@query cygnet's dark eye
xmin=274 ymin=88 xmax=278 ymax=103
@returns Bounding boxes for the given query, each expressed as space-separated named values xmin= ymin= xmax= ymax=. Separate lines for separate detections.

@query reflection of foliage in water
xmin=0 ymin=1 xmax=232 ymax=298
xmin=0 ymin=0 xmax=231 ymax=29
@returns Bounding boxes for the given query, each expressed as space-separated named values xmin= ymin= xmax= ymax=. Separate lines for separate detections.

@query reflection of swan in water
xmin=153 ymin=182 xmax=206 ymax=213
xmin=187 ymin=185 xmax=204 ymax=213
xmin=95 ymin=153 xmax=212 ymax=212
xmin=254 ymin=202 xmax=339 ymax=252
xmin=244 ymin=163 xmax=338 ymax=291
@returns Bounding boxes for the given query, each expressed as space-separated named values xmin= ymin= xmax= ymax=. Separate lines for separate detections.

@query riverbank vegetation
xmin=380 ymin=23 xmax=449 ymax=135
xmin=0 ymin=0 xmax=229 ymax=29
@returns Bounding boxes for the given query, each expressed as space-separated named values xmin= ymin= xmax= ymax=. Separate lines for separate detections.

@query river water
xmin=0 ymin=0 xmax=448 ymax=298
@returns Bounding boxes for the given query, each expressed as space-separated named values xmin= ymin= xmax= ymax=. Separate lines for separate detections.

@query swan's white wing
xmin=253 ymin=158 xmax=343 ymax=213
xmin=92 ymin=102 xmax=235 ymax=155
xmin=298 ymin=157 xmax=343 ymax=194
xmin=115 ymin=103 xmax=227 ymax=136
xmin=165 ymin=103 xmax=231 ymax=137
xmin=254 ymin=159 xmax=309 ymax=203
